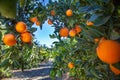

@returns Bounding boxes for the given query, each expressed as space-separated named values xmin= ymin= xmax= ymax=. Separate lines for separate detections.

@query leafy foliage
xmin=0 ymin=0 xmax=120 ymax=79
xmin=0 ymin=0 xmax=49 ymax=78
xmin=46 ymin=0 xmax=120 ymax=79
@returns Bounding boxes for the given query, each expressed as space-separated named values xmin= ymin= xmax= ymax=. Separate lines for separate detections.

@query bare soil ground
xmin=2 ymin=62 xmax=61 ymax=80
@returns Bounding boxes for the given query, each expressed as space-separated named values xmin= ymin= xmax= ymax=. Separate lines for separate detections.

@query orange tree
xmin=0 ymin=0 xmax=120 ymax=79
xmin=46 ymin=0 xmax=120 ymax=79
xmin=0 ymin=0 xmax=49 ymax=78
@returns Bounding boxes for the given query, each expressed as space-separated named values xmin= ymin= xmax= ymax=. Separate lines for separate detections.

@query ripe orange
xmin=59 ymin=27 xmax=69 ymax=37
xmin=94 ymin=38 xmax=100 ymax=43
xmin=36 ymin=21 xmax=40 ymax=26
xmin=20 ymin=32 xmax=32 ymax=43
xmin=66 ymin=9 xmax=73 ymax=17
xmin=110 ymin=64 xmax=120 ymax=75
xmin=69 ymin=29 xmax=76 ymax=37
xmin=50 ymin=10 xmax=55 ymax=16
xmin=86 ymin=21 xmax=94 ymax=26
xmin=15 ymin=21 xmax=27 ymax=33
xmin=96 ymin=39 xmax=120 ymax=64
xmin=74 ymin=25 xmax=82 ymax=34
xmin=68 ymin=62 xmax=74 ymax=69
xmin=3 ymin=34 xmax=16 ymax=46
xmin=30 ymin=17 xmax=38 ymax=23
xmin=48 ymin=19 xmax=53 ymax=25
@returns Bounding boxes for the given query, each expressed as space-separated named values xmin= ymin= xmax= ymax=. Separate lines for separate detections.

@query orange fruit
xmin=30 ymin=17 xmax=38 ymax=23
xmin=96 ymin=39 xmax=120 ymax=64
xmin=69 ymin=29 xmax=76 ymax=37
xmin=50 ymin=10 xmax=55 ymax=16
xmin=86 ymin=21 xmax=94 ymax=26
xmin=59 ymin=27 xmax=69 ymax=37
xmin=74 ymin=25 xmax=82 ymax=34
xmin=20 ymin=32 xmax=32 ymax=43
xmin=94 ymin=38 xmax=100 ymax=43
xmin=110 ymin=64 xmax=120 ymax=75
xmin=48 ymin=19 xmax=53 ymax=25
xmin=36 ymin=21 xmax=40 ymax=26
xmin=15 ymin=21 xmax=27 ymax=33
xmin=66 ymin=9 xmax=73 ymax=17
xmin=68 ymin=62 xmax=74 ymax=69
xmin=3 ymin=34 xmax=16 ymax=46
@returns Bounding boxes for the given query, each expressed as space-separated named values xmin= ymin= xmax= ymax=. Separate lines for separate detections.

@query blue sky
xmin=33 ymin=20 xmax=58 ymax=47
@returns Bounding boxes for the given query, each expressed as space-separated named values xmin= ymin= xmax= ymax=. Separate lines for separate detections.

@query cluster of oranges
xmin=3 ymin=21 xmax=32 ymax=46
xmin=96 ymin=38 xmax=120 ymax=75
xmin=54 ymin=9 xmax=77 ymax=69
xmin=49 ymin=9 xmax=93 ymax=38
xmin=66 ymin=9 xmax=94 ymax=26
xmin=49 ymin=9 xmax=75 ymax=68
xmin=59 ymin=25 xmax=82 ymax=38
xmin=48 ymin=9 xmax=73 ymax=25
xmin=47 ymin=10 xmax=55 ymax=25
xmin=30 ymin=17 xmax=40 ymax=26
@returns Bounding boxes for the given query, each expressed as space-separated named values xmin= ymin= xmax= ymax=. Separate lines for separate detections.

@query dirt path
xmin=2 ymin=62 xmax=61 ymax=80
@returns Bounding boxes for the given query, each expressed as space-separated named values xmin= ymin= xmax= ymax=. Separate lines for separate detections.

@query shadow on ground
xmin=7 ymin=62 xmax=61 ymax=80
xmin=13 ymin=67 xmax=51 ymax=78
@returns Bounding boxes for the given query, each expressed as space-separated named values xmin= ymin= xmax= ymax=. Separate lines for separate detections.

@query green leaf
xmin=49 ymin=34 xmax=56 ymax=39
xmin=50 ymin=69 xmax=56 ymax=80
xmin=52 ymin=41 xmax=59 ymax=44
xmin=88 ymin=27 xmax=104 ymax=36
xmin=89 ymin=14 xmax=102 ymax=22
xmin=0 ymin=31 xmax=2 ymax=43
xmin=79 ymin=5 xmax=102 ymax=13
xmin=57 ymin=70 xmax=62 ymax=78
xmin=55 ymin=56 xmax=61 ymax=62
xmin=79 ymin=6 xmax=90 ymax=13
xmin=90 ymin=69 xmax=101 ymax=79
xmin=29 ymin=27 xmax=37 ymax=33
xmin=0 ymin=59 xmax=9 ymax=67
xmin=13 ymin=60 xmax=20 ymax=67
xmin=90 ymin=15 xmax=111 ymax=26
